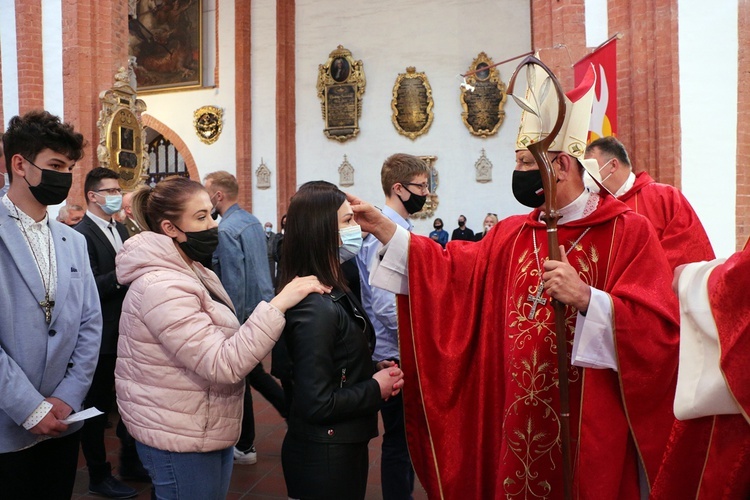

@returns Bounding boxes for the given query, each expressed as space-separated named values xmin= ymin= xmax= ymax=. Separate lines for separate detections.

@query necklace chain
xmin=13 ymin=205 xmax=55 ymax=323
xmin=526 ymin=226 xmax=590 ymax=320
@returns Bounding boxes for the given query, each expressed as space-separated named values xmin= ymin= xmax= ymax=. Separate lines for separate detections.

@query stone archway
xmin=141 ymin=114 xmax=200 ymax=181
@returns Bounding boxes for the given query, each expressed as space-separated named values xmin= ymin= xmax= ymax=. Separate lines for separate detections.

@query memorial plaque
xmin=391 ymin=67 xmax=434 ymax=140
xmin=317 ymin=46 xmax=366 ymax=142
xmin=460 ymin=52 xmax=507 ymax=138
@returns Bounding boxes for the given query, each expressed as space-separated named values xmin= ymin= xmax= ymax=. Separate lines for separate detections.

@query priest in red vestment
xmin=583 ymin=136 xmax=715 ymax=268
xmin=349 ymin=62 xmax=680 ymax=499
xmin=650 ymin=243 xmax=750 ymax=499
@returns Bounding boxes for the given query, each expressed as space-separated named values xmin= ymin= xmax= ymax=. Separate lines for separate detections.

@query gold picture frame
xmin=391 ymin=67 xmax=434 ymax=140
xmin=460 ymin=52 xmax=507 ymax=137
xmin=317 ymin=46 xmax=366 ymax=142
xmin=128 ymin=0 xmax=203 ymax=93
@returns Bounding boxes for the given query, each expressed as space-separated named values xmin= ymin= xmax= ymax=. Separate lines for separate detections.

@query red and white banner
xmin=574 ymin=38 xmax=617 ymax=140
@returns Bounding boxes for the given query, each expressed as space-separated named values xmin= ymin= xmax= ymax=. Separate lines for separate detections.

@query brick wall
xmin=610 ymin=0 xmax=681 ymax=187
xmin=141 ymin=114 xmax=199 ymax=181
xmin=235 ymin=1 xmax=253 ymax=210
xmin=15 ymin=0 xmax=44 ymax=112
xmin=276 ymin=0 xmax=296 ymax=221
xmin=738 ymin=2 xmax=750 ymax=248
xmin=63 ymin=0 xmax=129 ymax=205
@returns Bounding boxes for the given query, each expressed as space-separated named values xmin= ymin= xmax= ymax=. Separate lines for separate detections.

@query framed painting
xmin=128 ymin=0 xmax=202 ymax=93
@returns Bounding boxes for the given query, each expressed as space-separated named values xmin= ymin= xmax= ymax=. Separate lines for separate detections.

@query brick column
xmin=0 ymin=47 xmax=4 ymax=130
xmin=62 ymin=0 xmax=129 ymax=205
xmin=276 ymin=0 xmax=296 ymax=221
xmin=530 ymin=0 xmax=588 ymax=92
xmin=235 ymin=1 xmax=253 ymax=210
xmin=737 ymin=1 xmax=750 ymax=248
xmin=15 ymin=0 xmax=44 ymax=112
xmin=610 ymin=0 xmax=681 ymax=186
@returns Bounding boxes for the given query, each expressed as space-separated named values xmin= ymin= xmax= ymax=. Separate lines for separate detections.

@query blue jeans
xmin=136 ymin=441 xmax=233 ymax=500
xmin=381 ymin=392 xmax=415 ymax=500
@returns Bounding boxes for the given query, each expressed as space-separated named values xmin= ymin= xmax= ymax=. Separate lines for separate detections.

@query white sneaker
xmin=233 ymin=445 xmax=257 ymax=465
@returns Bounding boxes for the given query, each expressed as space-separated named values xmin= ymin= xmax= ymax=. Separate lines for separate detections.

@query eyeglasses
xmin=401 ymin=182 xmax=430 ymax=192
xmin=94 ymin=188 xmax=123 ymax=195
xmin=487 ymin=213 xmax=497 ymax=217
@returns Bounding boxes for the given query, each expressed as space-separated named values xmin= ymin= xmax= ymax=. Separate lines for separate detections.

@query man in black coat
xmin=75 ymin=168 xmax=145 ymax=498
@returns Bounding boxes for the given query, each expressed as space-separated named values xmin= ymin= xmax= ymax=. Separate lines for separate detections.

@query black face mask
xmin=210 ymin=208 xmax=219 ymax=220
xmin=434 ymin=224 xmax=442 ymax=230
xmin=24 ymin=163 xmax=73 ymax=206
xmin=458 ymin=219 xmax=465 ymax=227
xmin=512 ymin=169 xmax=547 ymax=208
xmin=173 ymin=224 xmax=219 ymax=262
xmin=397 ymin=186 xmax=427 ymax=214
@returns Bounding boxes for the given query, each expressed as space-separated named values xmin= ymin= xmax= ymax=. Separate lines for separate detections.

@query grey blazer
xmin=0 ymin=202 xmax=102 ymax=452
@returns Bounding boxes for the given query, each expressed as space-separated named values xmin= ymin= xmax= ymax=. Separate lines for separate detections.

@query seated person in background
xmin=428 ymin=217 xmax=448 ymax=247
xmin=474 ymin=212 xmax=499 ymax=241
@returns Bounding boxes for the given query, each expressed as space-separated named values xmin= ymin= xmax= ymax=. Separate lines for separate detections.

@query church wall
xmin=679 ymin=1 xmax=738 ymax=256
xmin=293 ymin=0 xmax=532 ymax=237
xmin=137 ymin=0 xmax=237 ymax=189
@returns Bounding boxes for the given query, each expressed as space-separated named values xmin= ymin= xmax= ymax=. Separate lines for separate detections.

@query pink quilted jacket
xmin=114 ymin=231 xmax=284 ymax=452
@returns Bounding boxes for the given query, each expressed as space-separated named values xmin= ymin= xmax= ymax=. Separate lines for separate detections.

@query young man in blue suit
xmin=0 ymin=111 xmax=102 ymax=499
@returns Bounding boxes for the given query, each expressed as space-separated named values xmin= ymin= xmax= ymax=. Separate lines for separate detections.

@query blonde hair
xmin=204 ymin=171 xmax=239 ymax=200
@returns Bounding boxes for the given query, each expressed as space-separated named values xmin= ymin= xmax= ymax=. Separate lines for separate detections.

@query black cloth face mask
xmin=173 ymin=224 xmax=219 ymax=262
xmin=397 ymin=186 xmax=427 ymax=214
xmin=23 ymin=160 xmax=73 ymax=206
xmin=512 ymin=169 xmax=547 ymax=208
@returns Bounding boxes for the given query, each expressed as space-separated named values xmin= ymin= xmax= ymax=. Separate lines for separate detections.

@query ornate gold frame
xmin=97 ymin=59 xmax=149 ymax=191
xmin=316 ymin=45 xmax=366 ymax=142
xmin=391 ymin=67 xmax=434 ymax=140
xmin=194 ymin=106 xmax=223 ymax=145
xmin=460 ymin=52 xmax=507 ymax=137
xmin=411 ymin=155 xmax=439 ymax=219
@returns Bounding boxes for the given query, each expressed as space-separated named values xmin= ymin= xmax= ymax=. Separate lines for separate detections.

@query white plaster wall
xmin=0 ymin=0 xmax=19 ymax=123
xmin=679 ymin=1 xmax=738 ymax=256
xmin=250 ymin=1 xmax=278 ymax=227
xmin=295 ymin=0 xmax=531 ymax=237
xmin=139 ymin=0 xmax=237 ymax=184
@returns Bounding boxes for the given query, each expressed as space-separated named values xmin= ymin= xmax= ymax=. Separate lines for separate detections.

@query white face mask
xmin=338 ymin=224 xmax=363 ymax=263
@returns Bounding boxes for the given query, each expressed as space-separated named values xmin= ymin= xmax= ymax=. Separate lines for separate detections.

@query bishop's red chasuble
xmin=618 ymin=171 xmax=715 ymax=268
xmin=398 ymin=194 xmax=679 ymax=499
xmin=652 ymin=243 xmax=750 ymax=499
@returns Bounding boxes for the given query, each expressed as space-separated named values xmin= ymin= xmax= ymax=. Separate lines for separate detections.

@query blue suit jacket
xmin=0 ymin=202 xmax=102 ymax=452
xmin=212 ymin=204 xmax=274 ymax=322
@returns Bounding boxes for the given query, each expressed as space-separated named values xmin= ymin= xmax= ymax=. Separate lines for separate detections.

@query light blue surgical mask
xmin=339 ymin=224 xmax=363 ymax=263
xmin=99 ymin=194 xmax=123 ymax=215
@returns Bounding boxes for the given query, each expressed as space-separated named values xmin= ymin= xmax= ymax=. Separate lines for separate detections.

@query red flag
xmin=574 ymin=38 xmax=617 ymax=140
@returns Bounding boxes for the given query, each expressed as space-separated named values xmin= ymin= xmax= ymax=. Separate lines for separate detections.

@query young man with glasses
xmin=76 ymin=167 xmax=145 ymax=498
xmin=0 ymin=110 xmax=103 ymax=499
xmin=355 ymin=153 xmax=430 ymax=499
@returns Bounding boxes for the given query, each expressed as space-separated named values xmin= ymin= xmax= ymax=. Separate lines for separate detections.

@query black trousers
xmin=0 ymin=430 xmax=81 ymax=500
xmin=80 ymin=353 xmax=139 ymax=482
xmin=236 ymin=362 xmax=286 ymax=451
xmin=281 ymin=432 xmax=369 ymax=500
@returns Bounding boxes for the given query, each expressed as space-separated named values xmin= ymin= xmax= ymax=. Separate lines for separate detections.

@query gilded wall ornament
xmin=317 ymin=46 xmax=366 ymax=142
xmin=194 ymin=106 xmax=223 ymax=145
xmin=460 ymin=52 xmax=507 ymax=137
xmin=411 ymin=156 xmax=439 ymax=219
xmin=338 ymin=155 xmax=354 ymax=187
xmin=97 ymin=59 xmax=148 ymax=191
xmin=475 ymin=148 xmax=493 ymax=183
xmin=391 ymin=67 xmax=434 ymax=140
xmin=256 ymin=158 xmax=271 ymax=190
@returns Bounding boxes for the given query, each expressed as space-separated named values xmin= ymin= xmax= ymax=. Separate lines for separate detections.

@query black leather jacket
xmin=284 ymin=289 xmax=380 ymax=444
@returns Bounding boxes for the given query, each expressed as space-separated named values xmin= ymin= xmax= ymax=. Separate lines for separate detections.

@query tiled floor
xmin=72 ymin=386 xmax=428 ymax=499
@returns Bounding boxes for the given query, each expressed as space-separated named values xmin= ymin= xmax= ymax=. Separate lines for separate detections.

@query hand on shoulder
xmin=270 ymin=276 xmax=332 ymax=314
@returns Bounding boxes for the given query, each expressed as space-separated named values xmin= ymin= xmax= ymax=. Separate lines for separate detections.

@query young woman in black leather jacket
xmin=277 ymin=181 xmax=405 ymax=499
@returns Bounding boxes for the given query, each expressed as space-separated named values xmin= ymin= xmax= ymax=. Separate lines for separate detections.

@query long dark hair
xmin=277 ymin=181 xmax=349 ymax=293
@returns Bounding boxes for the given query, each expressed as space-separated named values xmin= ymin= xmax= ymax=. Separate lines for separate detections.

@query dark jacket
xmin=284 ymin=290 xmax=380 ymax=444
xmin=74 ymin=214 xmax=129 ymax=355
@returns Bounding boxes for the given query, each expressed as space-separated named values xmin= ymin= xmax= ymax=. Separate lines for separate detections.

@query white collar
xmin=86 ymin=211 xmax=116 ymax=232
xmin=615 ymin=171 xmax=637 ymax=197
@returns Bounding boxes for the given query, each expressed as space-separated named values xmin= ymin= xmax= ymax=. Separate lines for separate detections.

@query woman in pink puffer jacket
xmin=114 ymin=177 xmax=328 ymax=499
